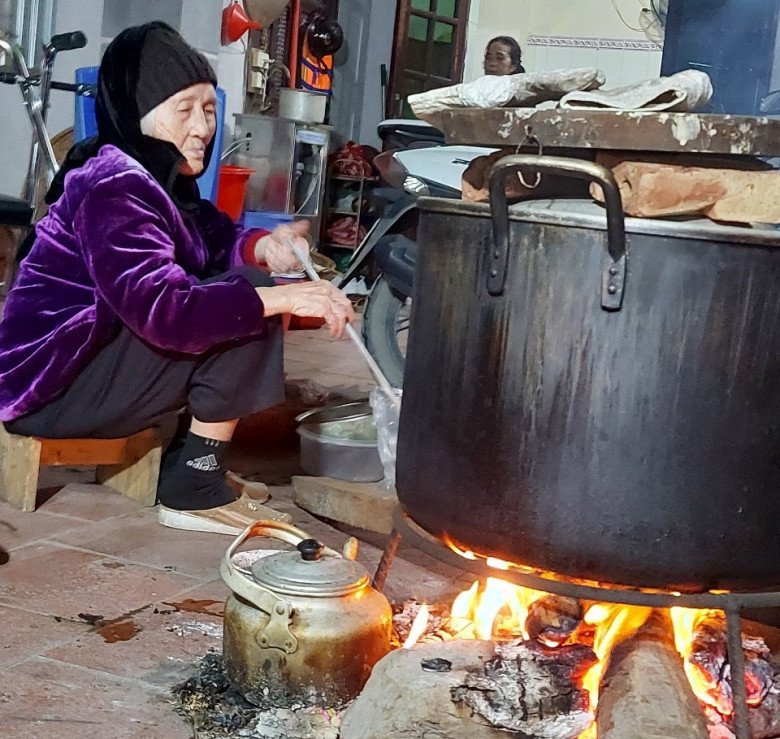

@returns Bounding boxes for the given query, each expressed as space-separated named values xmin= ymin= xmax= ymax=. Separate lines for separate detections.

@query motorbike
xmin=337 ymin=120 xmax=495 ymax=387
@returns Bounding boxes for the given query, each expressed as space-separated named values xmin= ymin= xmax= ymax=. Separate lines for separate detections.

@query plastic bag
xmin=370 ymin=386 xmax=402 ymax=490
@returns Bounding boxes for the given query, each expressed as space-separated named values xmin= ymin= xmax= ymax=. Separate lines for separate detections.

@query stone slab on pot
xmin=292 ymin=476 xmax=397 ymax=535
xmin=340 ymin=640 xmax=508 ymax=739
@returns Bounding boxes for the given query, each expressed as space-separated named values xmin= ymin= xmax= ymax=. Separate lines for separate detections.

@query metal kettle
xmin=220 ymin=521 xmax=392 ymax=706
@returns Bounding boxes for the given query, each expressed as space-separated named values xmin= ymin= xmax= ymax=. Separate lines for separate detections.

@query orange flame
xmin=402 ymin=604 xmax=430 ymax=649
xmin=449 ymin=578 xmax=546 ymax=641
xmin=670 ymin=607 xmax=732 ymax=713
xmin=486 ymin=556 xmax=510 ymax=571
xmin=581 ymin=604 xmax=652 ymax=707
xmin=439 ymin=535 xmax=673 ymax=739
xmin=443 ymin=534 xmax=477 ymax=560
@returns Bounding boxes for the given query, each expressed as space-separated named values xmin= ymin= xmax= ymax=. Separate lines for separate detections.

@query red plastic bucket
xmin=217 ymin=165 xmax=255 ymax=220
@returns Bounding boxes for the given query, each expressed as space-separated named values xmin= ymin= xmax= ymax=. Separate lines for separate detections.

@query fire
xmin=463 ymin=577 xmax=545 ymax=640
xmin=486 ymin=556 xmax=510 ymax=571
xmin=402 ymin=604 xmax=430 ymax=649
xmin=426 ymin=536 xmax=768 ymax=735
xmin=443 ymin=534 xmax=477 ymax=560
xmin=581 ymin=604 xmax=652 ymax=705
xmin=402 ymin=579 xmax=546 ymax=648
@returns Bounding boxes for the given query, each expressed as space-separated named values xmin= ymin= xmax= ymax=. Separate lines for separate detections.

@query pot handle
xmin=488 ymin=154 xmax=627 ymax=311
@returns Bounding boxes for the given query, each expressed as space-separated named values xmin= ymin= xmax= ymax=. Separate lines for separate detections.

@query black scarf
xmin=46 ymin=21 xmax=217 ymax=213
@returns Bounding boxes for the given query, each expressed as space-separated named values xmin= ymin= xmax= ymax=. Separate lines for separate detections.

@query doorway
xmin=388 ymin=0 xmax=471 ymax=118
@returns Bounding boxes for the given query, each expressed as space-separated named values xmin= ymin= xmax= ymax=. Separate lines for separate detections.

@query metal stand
xmin=725 ymin=605 xmax=751 ymax=739
xmin=373 ymin=505 xmax=780 ymax=739
xmin=371 ymin=529 xmax=401 ymax=592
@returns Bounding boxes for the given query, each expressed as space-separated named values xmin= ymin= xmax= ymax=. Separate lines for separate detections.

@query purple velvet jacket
xmin=0 ymin=145 xmax=268 ymax=422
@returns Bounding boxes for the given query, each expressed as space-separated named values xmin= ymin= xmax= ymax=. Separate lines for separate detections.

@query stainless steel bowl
xmin=295 ymin=402 xmax=383 ymax=483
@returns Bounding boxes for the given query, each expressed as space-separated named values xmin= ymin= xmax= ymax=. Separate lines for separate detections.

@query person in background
xmin=0 ymin=22 xmax=355 ymax=536
xmin=483 ymin=36 xmax=526 ymax=76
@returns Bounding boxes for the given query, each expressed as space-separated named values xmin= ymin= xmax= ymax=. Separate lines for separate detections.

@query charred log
xmin=451 ymin=640 xmax=597 ymax=739
xmin=526 ymin=596 xmax=583 ymax=647
xmin=684 ymin=612 xmax=774 ymax=715
xmin=748 ymin=665 xmax=780 ymax=739
xmin=744 ymin=635 xmax=774 ymax=707
xmin=687 ymin=612 xmax=732 ymax=714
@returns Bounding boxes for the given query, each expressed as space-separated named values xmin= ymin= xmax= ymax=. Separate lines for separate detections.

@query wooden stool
xmin=0 ymin=426 xmax=162 ymax=511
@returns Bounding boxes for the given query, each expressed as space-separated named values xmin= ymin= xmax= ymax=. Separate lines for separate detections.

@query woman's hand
xmin=253 ymin=221 xmax=310 ymax=274
xmin=256 ymin=282 xmax=356 ymax=339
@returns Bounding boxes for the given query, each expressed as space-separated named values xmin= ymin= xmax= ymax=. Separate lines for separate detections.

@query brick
xmin=292 ymin=476 xmax=397 ymax=535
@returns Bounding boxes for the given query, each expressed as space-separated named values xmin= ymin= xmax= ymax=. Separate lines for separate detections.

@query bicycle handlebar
xmin=0 ymin=75 xmax=94 ymax=95
xmin=0 ymin=30 xmax=88 ymax=184
xmin=49 ymin=31 xmax=87 ymax=52
xmin=50 ymin=80 xmax=96 ymax=96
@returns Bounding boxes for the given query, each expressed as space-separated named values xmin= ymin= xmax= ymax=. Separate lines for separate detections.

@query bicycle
xmin=0 ymin=29 xmax=94 ymax=288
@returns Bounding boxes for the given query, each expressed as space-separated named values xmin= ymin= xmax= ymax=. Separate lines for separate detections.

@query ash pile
xmin=172 ymin=653 xmax=344 ymax=739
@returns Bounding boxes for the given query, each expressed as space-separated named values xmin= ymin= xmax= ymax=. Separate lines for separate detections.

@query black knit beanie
xmin=43 ymin=22 xmax=219 ymax=213
xmin=136 ymin=24 xmax=217 ymax=118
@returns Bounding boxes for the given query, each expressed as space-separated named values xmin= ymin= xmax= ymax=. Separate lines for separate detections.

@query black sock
xmin=157 ymin=432 xmax=239 ymax=511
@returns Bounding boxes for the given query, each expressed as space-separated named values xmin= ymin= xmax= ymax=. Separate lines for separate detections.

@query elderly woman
xmin=0 ymin=22 xmax=354 ymax=535
xmin=484 ymin=36 xmax=525 ymax=76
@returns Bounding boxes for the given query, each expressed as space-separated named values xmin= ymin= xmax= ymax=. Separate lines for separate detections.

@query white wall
xmin=330 ymin=0 xmax=397 ymax=148
xmin=0 ymin=0 xmax=248 ymax=196
xmin=464 ymin=0 xmax=662 ymax=88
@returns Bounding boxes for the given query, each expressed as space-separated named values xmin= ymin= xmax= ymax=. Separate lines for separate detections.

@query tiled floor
xmin=0 ymin=326 xmax=467 ymax=738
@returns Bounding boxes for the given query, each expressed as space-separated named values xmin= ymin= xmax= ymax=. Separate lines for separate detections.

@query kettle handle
xmin=224 ymin=520 xmax=341 ymax=565
xmin=220 ymin=520 xmax=340 ymax=655
xmin=488 ymin=154 xmax=627 ymax=311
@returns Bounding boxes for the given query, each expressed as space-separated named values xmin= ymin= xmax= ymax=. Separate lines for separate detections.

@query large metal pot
xmin=221 ymin=521 xmax=392 ymax=706
xmin=397 ymin=155 xmax=780 ymax=592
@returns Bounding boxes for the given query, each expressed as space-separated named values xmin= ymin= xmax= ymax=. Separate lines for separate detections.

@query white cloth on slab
xmin=559 ymin=69 xmax=713 ymax=112
xmin=408 ymin=68 xmax=606 ymax=119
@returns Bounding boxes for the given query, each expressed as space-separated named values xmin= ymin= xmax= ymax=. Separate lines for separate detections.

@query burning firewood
xmin=451 ymin=639 xmax=597 ymax=738
xmin=391 ymin=600 xmax=447 ymax=648
xmin=748 ymin=664 xmax=780 ymax=739
xmin=686 ymin=613 xmax=732 ymax=714
xmin=744 ymin=635 xmax=775 ymax=709
xmin=525 ymin=596 xmax=583 ymax=647
xmin=673 ymin=610 xmax=775 ymax=717
xmin=596 ymin=612 xmax=710 ymax=739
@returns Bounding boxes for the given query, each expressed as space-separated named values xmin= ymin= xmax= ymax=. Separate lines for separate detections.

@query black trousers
xmin=7 ymin=267 xmax=285 ymax=439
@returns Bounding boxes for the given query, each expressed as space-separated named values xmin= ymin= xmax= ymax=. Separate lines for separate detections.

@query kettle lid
xmin=250 ymin=538 xmax=369 ymax=597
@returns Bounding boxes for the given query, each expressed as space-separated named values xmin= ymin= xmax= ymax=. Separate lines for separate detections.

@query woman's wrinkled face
xmin=484 ymin=42 xmax=516 ymax=76
xmin=142 ymin=82 xmax=217 ymax=175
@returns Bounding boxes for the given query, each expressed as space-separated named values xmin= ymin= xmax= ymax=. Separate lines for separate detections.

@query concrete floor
xmin=0 ymin=325 xmax=468 ymax=738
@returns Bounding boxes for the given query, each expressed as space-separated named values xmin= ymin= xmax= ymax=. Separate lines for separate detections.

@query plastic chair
xmin=74 ymin=65 xmax=98 ymax=141
xmin=197 ymin=87 xmax=225 ymax=202
xmin=73 ymin=67 xmax=224 ymax=204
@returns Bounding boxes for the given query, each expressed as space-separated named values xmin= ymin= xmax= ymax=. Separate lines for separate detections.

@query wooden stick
xmin=292 ymin=243 xmax=402 ymax=409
